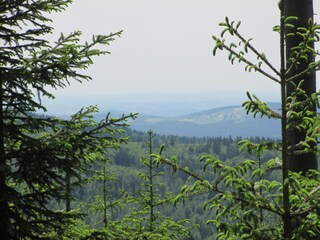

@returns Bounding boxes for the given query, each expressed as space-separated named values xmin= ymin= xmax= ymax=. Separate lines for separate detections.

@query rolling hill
xmin=129 ymin=103 xmax=281 ymax=138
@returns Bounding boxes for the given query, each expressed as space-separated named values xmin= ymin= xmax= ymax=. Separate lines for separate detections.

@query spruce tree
xmin=0 ymin=1 xmax=130 ymax=239
xmin=155 ymin=1 xmax=320 ymax=239
xmin=120 ymin=130 xmax=192 ymax=239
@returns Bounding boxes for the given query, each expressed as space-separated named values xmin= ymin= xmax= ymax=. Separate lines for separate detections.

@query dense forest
xmin=64 ymin=130 xmax=280 ymax=240
xmin=2 ymin=1 xmax=320 ymax=239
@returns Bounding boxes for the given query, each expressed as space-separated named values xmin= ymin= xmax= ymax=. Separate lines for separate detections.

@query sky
xmin=48 ymin=0 xmax=320 ymax=100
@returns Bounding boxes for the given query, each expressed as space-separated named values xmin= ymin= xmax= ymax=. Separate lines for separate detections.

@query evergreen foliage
xmin=1 ymin=1 xmax=319 ymax=239
xmin=115 ymin=130 xmax=192 ymax=239
xmin=154 ymin=4 xmax=320 ymax=240
xmin=0 ymin=1 xmax=135 ymax=239
xmin=67 ymin=130 xmax=279 ymax=239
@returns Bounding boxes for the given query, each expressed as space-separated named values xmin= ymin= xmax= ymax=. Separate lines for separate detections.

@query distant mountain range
xmin=42 ymin=92 xmax=281 ymax=138
xmin=128 ymin=103 xmax=281 ymax=138
xmin=42 ymin=91 xmax=279 ymax=117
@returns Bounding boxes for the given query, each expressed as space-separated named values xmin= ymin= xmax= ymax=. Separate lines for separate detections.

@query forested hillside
xmin=66 ymin=129 xmax=279 ymax=240
xmin=128 ymin=104 xmax=281 ymax=138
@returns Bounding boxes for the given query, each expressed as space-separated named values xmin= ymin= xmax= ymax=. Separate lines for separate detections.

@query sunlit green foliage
xmin=154 ymin=8 xmax=320 ymax=240
xmin=0 ymin=1 xmax=135 ymax=239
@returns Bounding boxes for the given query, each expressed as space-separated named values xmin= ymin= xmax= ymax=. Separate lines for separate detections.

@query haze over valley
xmin=43 ymin=91 xmax=280 ymax=138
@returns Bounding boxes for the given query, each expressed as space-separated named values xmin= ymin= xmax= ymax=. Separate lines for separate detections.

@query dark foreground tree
xmin=38 ymin=106 xmax=135 ymax=240
xmin=0 ymin=1 xmax=134 ymax=239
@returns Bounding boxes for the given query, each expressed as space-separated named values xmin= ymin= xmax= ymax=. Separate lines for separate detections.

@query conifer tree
xmin=121 ymin=130 xmax=192 ymax=239
xmin=0 ymin=1 xmax=133 ymax=239
xmin=155 ymin=1 xmax=320 ymax=239
xmin=55 ymin=107 xmax=133 ymax=213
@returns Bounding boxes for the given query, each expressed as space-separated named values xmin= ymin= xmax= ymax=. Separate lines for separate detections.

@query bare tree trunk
xmin=279 ymin=4 xmax=292 ymax=237
xmin=284 ymin=0 xmax=318 ymax=173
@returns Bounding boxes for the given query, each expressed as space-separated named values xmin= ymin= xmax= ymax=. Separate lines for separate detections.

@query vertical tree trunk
xmin=148 ymin=130 xmax=154 ymax=232
xmin=66 ymin=171 xmax=71 ymax=212
xmin=0 ymin=70 xmax=9 ymax=239
xmin=103 ymin=163 xmax=108 ymax=228
xmin=284 ymin=0 xmax=318 ymax=173
xmin=279 ymin=4 xmax=292 ymax=237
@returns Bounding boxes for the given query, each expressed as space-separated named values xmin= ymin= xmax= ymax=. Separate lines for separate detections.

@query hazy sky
xmin=49 ymin=0 xmax=320 ymax=98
